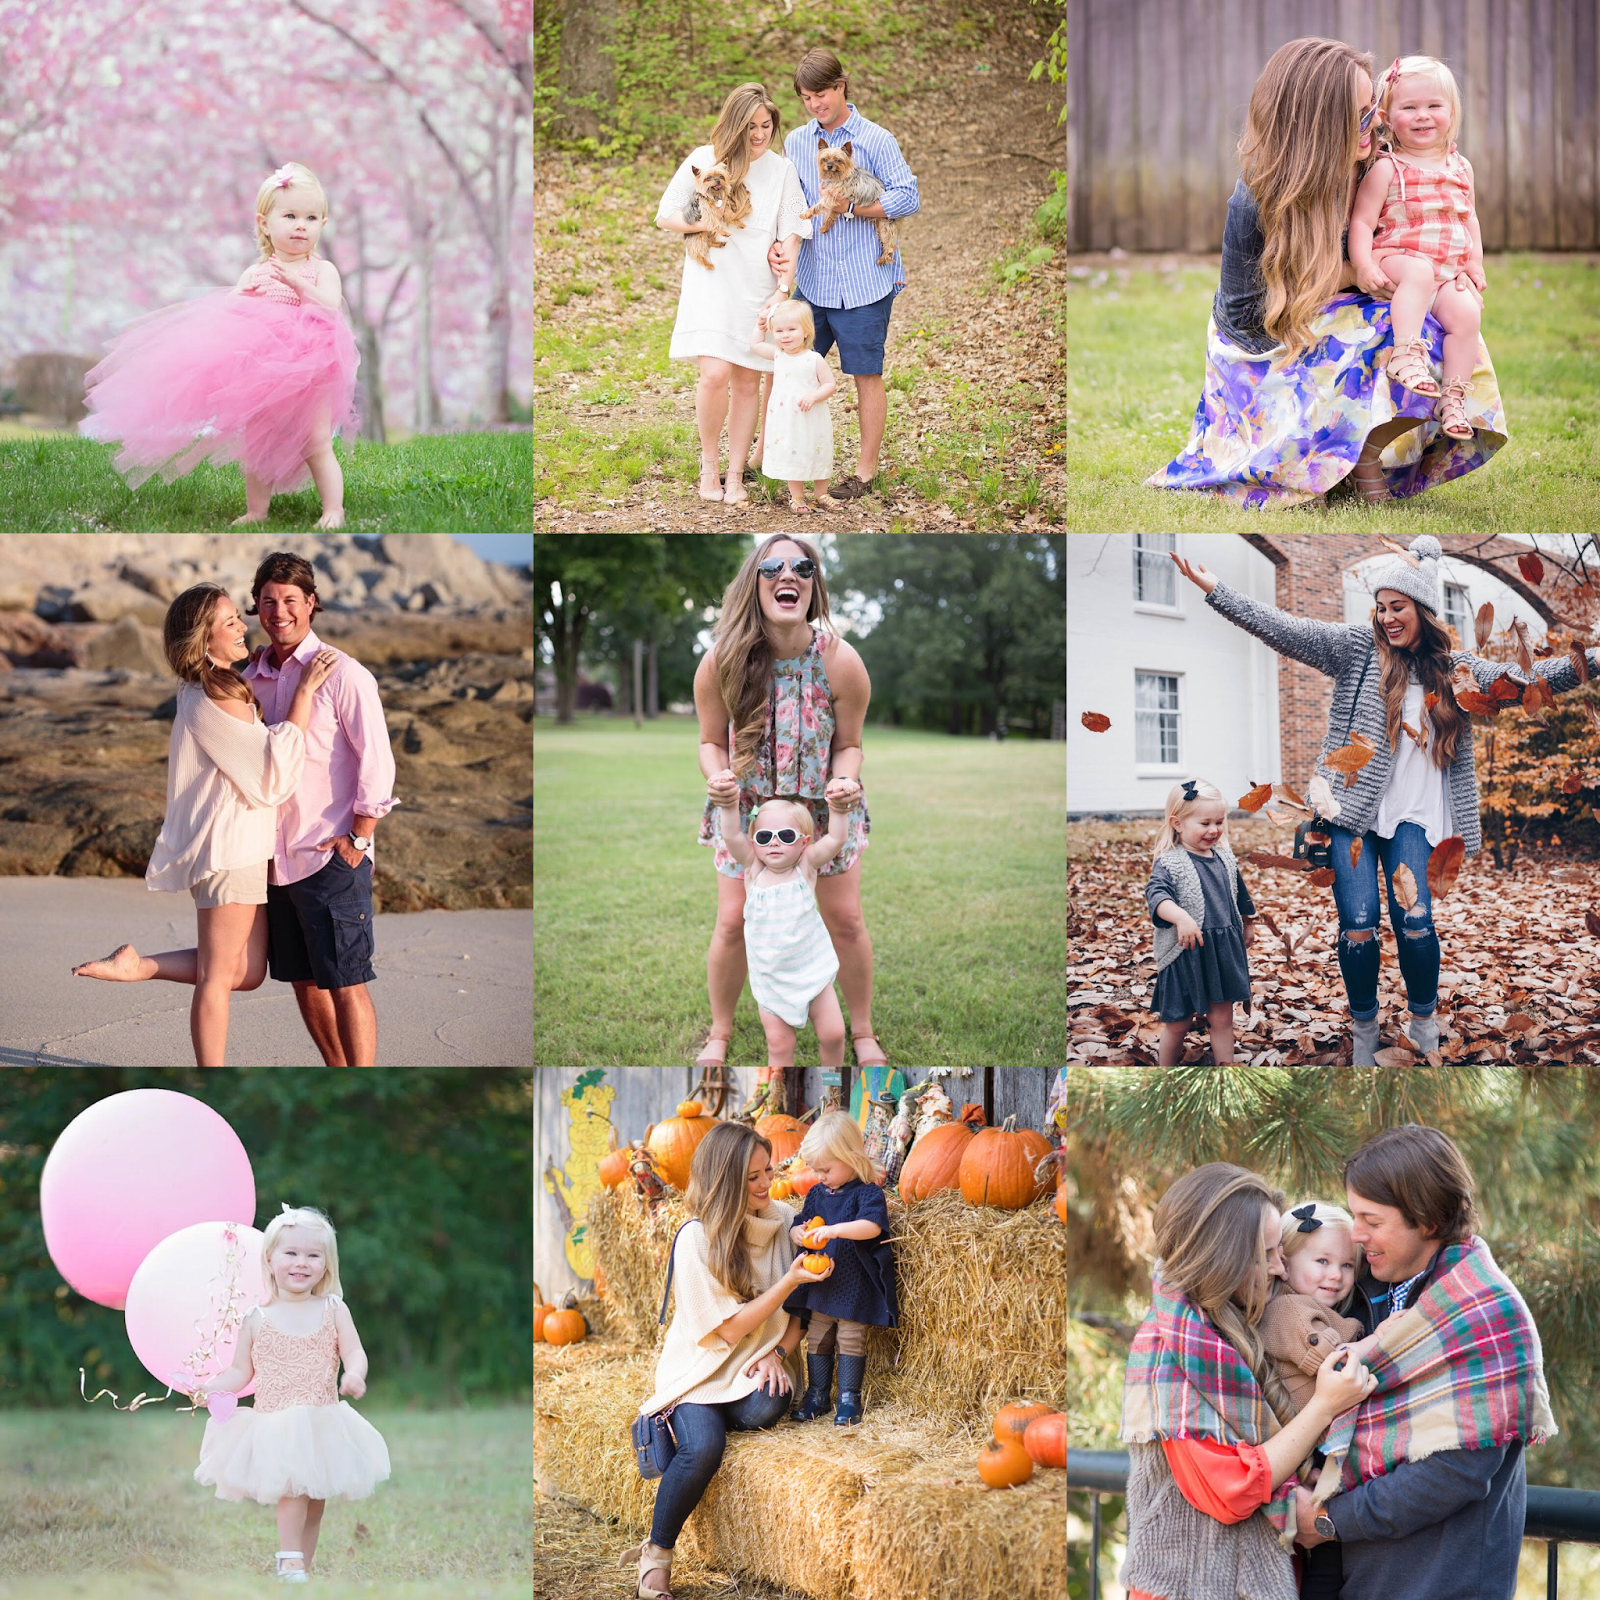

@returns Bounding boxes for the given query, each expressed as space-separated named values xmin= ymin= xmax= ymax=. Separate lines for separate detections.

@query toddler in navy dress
xmin=781 ymin=1110 xmax=897 ymax=1425
xmin=1145 ymin=777 xmax=1259 ymax=1067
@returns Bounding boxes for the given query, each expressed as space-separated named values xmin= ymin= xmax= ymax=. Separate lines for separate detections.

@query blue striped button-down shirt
xmin=784 ymin=106 xmax=920 ymax=310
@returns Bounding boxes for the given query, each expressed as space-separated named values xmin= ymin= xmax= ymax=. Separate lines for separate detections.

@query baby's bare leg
xmin=758 ymin=1004 xmax=798 ymax=1069
xmin=302 ymin=1499 xmax=325 ymax=1569
xmin=276 ymin=1495 xmax=308 ymax=1573
xmin=232 ymin=470 xmax=272 ymax=525
xmin=1376 ymin=252 xmax=1438 ymax=345
xmin=809 ymin=986 xmax=846 ymax=1068
xmin=1158 ymin=1019 xmax=1188 ymax=1066
xmin=1206 ymin=1001 xmax=1236 ymax=1064
xmin=1431 ymin=280 xmax=1482 ymax=387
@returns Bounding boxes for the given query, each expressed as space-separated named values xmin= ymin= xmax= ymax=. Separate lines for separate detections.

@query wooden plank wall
xmin=1068 ymin=0 xmax=1600 ymax=250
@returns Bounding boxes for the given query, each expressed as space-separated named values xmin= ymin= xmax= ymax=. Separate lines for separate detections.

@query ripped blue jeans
xmin=1327 ymin=820 xmax=1439 ymax=1023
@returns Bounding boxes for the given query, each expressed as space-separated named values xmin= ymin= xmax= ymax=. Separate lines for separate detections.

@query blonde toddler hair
xmin=1279 ymin=1199 xmax=1363 ymax=1314
xmin=1377 ymin=55 xmax=1462 ymax=153
xmin=799 ymin=1110 xmax=877 ymax=1185
xmin=1150 ymin=778 xmax=1231 ymax=860
xmin=261 ymin=1204 xmax=342 ymax=1303
xmin=751 ymin=797 xmax=814 ymax=838
xmin=254 ymin=162 xmax=329 ymax=261
xmin=771 ymin=301 xmax=816 ymax=350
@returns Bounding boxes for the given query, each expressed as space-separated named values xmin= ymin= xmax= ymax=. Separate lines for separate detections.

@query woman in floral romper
xmin=694 ymin=534 xmax=886 ymax=1069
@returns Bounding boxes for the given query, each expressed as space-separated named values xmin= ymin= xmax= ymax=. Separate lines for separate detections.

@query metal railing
xmin=1068 ymin=1450 xmax=1600 ymax=1600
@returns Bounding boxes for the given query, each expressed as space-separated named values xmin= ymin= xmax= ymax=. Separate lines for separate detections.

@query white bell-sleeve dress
xmin=656 ymin=148 xmax=812 ymax=372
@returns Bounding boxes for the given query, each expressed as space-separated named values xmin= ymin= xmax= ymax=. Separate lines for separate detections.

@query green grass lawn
xmin=0 ymin=433 xmax=532 ymax=533
xmin=0 ymin=1405 xmax=530 ymax=1597
xmin=533 ymin=715 xmax=1065 ymax=1065
xmin=1066 ymin=251 xmax=1600 ymax=530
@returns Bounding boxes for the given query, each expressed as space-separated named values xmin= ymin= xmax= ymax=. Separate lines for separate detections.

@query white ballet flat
xmin=276 ymin=1549 xmax=309 ymax=1582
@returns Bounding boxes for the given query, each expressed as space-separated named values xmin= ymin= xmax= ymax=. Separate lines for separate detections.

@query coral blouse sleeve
xmin=1161 ymin=1438 xmax=1274 ymax=1523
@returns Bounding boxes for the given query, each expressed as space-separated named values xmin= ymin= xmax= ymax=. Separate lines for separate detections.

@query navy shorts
xmin=267 ymin=855 xmax=377 ymax=990
xmin=802 ymin=290 xmax=894 ymax=376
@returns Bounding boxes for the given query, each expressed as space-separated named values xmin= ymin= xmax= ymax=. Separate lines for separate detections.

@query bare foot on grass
xmin=72 ymin=943 xmax=145 ymax=980
xmin=315 ymin=510 xmax=345 ymax=529
xmin=231 ymin=513 xmax=268 ymax=525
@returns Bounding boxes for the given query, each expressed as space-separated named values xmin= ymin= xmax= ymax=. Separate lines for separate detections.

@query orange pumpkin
xmin=543 ymin=1308 xmax=586 ymax=1346
xmin=801 ymin=1223 xmax=828 ymax=1248
xmin=958 ymin=1116 xmax=1053 ymax=1209
xmin=756 ymin=1113 xmax=806 ymax=1166
xmin=598 ymin=1148 xmax=631 ymax=1189
xmin=677 ymin=1099 xmax=703 ymax=1118
xmin=799 ymin=1252 xmax=832 ymax=1274
xmin=1055 ymin=1182 xmax=1068 ymax=1227
xmin=1023 ymin=1412 xmax=1068 ymax=1469
xmin=534 ymin=1302 xmax=555 ymax=1342
xmin=994 ymin=1401 xmax=1053 ymax=1446
xmin=786 ymin=1162 xmax=821 ymax=1199
xmin=770 ymin=1177 xmax=794 ymax=1201
xmin=648 ymin=1102 xmax=719 ymax=1190
xmin=897 ymin=1122 xmax=975 ymax=1202
xmin=977 ymin=1438 xmax=1034 ymax=1489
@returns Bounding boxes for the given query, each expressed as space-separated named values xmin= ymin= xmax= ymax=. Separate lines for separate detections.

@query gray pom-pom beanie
xmin=1367 ymin=535 xmax=1443 ymax=615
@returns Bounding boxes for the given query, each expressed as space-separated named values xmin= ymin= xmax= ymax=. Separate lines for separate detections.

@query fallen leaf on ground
xmin=1427 ymin=837 xmax=1466 ymax=899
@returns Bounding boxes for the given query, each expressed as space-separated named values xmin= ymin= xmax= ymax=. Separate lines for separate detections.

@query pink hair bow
xmin=1381 ymin=58 xmax=1403 ymax=92
xmin=271 ymin=164 xmax=297 ymax=189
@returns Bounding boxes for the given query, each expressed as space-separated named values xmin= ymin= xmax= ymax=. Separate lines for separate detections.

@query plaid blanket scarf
xmin=1309 ymin=1234 xmax=1556 ymax=1508
xmin=1119 ymin=1267 xmax=1302 ymax=1546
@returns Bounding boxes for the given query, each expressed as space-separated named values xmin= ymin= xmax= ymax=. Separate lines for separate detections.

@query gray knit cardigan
xmin=1207 ymin=581 xmax=1597 ymax=857
xmin=1151 ymin=842 xmax=1245 ymax=974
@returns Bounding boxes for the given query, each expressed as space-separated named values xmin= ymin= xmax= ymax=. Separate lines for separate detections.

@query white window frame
xmin=1131 ymin=533 xmax=1183 ymax=617
xmin=1134 ymin=669 xmax=1184 ymax=771
xmin=1443 ymin=582 xmax=1470 ymax=645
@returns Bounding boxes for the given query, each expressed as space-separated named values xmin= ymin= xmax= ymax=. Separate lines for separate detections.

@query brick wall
xmin=1235 ymin=535 xmax=1568 ymax=791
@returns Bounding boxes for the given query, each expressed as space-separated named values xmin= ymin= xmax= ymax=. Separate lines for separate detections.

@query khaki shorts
xmin=190 ymin=862 xmax=269 ymax=909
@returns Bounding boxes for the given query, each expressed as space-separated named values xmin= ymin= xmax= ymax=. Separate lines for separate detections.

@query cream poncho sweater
xmin=638 ymin=1205 xmax=797 ymax=1417
xmin=144 ymin=682 xmax=306 ymax=892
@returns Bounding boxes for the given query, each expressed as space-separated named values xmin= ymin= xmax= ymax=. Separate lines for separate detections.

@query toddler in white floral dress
xmin=750 ymin=301 xmax=837 ymax=513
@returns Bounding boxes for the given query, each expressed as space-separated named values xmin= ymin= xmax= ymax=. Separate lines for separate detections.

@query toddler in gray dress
xmin=1145 ymin=777 xmax=1258 ymax=1065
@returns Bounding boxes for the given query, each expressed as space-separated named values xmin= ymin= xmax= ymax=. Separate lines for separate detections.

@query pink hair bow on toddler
xmin=271 ymin=164 xmax=297 ymax=188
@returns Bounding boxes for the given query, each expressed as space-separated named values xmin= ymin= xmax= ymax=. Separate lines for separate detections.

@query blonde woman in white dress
xmin=656 ymin=82 xmax=813 ymax=506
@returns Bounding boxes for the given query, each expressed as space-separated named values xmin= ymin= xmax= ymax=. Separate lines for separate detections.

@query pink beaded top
xmin=241 ymin=255 xmax=322 ymax=304
xmin=249 ymin=1295 xmax=341 ymax=1413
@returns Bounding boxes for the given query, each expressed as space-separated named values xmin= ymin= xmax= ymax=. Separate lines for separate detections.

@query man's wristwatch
xmin=347 ymin=833 xmax=372 ymax=853
xmin=1314 ymin=1511 xmax=1337 ymax=1540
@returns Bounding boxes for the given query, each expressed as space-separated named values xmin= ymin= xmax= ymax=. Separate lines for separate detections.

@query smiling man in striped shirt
xmin=768 ymin=49 xmax=920 ymax=502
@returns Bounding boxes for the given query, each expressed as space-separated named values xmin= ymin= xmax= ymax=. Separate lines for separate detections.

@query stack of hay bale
xmin=535 ymin=1183 xmax=1068 ymax=1600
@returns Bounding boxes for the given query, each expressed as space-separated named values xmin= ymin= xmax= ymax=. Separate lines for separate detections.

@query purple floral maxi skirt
xmin=1145 ymin=292 xmax=1508 ymax=508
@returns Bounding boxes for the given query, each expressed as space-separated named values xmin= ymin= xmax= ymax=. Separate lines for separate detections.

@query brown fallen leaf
xmin=1474 ymin=602 xmax=1494 ymax=650
xmin=1307 ymin=867 xmax=1336 ymax=887
xmin=1238 ymin=781 xmax=1274 ymax=813
xmin=1563 ymin=775 xmax=1584 ymax=795
xmin=1307 ymin=774 xmax=1342 ymax=819
xmin=1350 ymin=837 xmax=1363 ymax=869
xmin=1375 ymin=1047 xmax=1414 ymax=1066
xmin=1246 ymin=852 xmax=1310 ymax=870
xmin=1427 ymin=836 xmax=1466 ymax=899
xmin=1081 ymin=712 xmax=1111 ymax=732
xmin=1586 ymin=703 xmax=1600 ymax=738
xmin=1424 ymin=691 xmax=1440 ymax=713
xmin=1509 ymin=617 xmax=1535 ymax=677
xmin=1392 ymin=863 xmax=1420 ymax=910
xmin=1489 ymin=677 xmax=1523 ymax=702
xmin=1277 ymin=780 xmax=1309 ymax=810
xmin=1517 ymin=551 xmax=1545 ymax=585
xmin=1325 ymin=741 xmax=1378 ymax=777
xmin=1378 ymin=537 xmax=1421 ymax=568
xmin=1402 ymin=721 xmax=1427 ymax=749
xmin=1572 ymin=642 xmax=1591 ymax=686
xmin=1587 ymin=909 xmax=1600 ymax=939
xmin=1506 ymin=1013 xmax=1538 ymax=1032
xmin=1457 ymin=690 xmax=1497 ymax=716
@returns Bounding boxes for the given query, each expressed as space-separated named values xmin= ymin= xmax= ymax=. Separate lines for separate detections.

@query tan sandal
xmin=1435 ymin=375 xmax=1474 ymax=440
xmin=619 ymin=1540 xmax=674 ymax=1600
xmin=1383 ymin=335 xmax=1441 ymax=397
xmin=851 ymin=1032 xmax=889 ymax=1068
xmin=695 ymin=1033 xmax=731 ymax=1068
xmin=1350 ymin=446 xmax=1389 ymax=504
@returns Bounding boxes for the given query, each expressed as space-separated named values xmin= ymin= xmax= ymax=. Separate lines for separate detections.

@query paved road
xmin=0 ymin=877 xmax=530 ymax=1066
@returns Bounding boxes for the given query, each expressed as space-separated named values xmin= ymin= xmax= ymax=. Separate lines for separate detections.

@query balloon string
xmin=79 ymin=1366 xmax=190 ymax=1412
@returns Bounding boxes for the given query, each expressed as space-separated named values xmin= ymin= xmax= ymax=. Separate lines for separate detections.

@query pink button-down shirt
xmin=244 ymin=628 xmax=399 ymax=887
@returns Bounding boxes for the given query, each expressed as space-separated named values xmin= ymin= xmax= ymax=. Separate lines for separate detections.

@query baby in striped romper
xmin=1348 ymin=55 xmax=1486 ymax=442
xmin=714 ymin=785 xmax=858 ymax=1067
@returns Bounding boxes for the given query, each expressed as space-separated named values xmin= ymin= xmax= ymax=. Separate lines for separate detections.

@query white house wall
xmin=1067 ymin=535 xmax=1279 ymax=816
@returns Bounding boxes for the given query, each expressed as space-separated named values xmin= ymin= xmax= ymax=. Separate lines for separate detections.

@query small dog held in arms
xmin=801 ymin=138 xmax=898 ymax=265
xmin=682 ymin=161 xmax=750 ymax=270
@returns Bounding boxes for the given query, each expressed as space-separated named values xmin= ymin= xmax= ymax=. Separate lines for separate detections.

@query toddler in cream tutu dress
xmin=194 ymin=1205 xmax=389 ymax=1584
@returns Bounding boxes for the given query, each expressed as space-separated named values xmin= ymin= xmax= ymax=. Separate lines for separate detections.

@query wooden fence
xmin=1066 ymin=0 xmax=1600 ymax=252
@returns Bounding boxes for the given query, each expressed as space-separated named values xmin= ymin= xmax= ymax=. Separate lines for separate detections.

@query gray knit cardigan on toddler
xmin=1150 ymin=842 xmax=1246 ymax=974
xmin=1206 ymin=581 xmax=1598 ymax=857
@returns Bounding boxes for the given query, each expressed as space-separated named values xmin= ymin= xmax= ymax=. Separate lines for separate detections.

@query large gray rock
xmin=66 ymin=580 xmax=169 ymax=625
xmin=117 ymin=561 xmax=184 ymax=602
xmin=81 ymin=615 xmax=173 ymax=676
xmin=379 ymin=535 xmax=501 ymax=608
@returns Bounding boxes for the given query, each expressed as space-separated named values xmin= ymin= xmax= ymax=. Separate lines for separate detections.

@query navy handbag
xmin=631 ymin=1222 xmax=690 ymax=1480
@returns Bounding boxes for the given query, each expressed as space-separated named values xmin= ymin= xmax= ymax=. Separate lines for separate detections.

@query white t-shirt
xmin=1375 ymin=679 xmax=1452 ymax=846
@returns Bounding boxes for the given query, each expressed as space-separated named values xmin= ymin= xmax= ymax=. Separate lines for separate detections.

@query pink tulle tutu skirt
xmin=195 ymin=1399 xmax=391 ymax=1504
xmin=79 ymin=289 xmax=360 ymax=493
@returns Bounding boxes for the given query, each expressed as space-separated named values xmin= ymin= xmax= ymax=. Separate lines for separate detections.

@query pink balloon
xmin=40 ymin=1090 xmax=255 ymax=1309
xmin=125 ymin=1221 xmax=265 ymax=1397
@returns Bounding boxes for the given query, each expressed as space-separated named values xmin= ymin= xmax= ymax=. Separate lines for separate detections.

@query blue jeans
xmin=1328 ymin=820 xmax=1439 ymax=1022
xmin=648 ymin=1383 xmax=791 ymax=1548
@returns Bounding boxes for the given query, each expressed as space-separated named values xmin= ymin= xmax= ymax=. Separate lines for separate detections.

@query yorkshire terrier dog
xmin=800 ymin=139 xmax=898 ymax=265
xmin=682 ymin=162 xmax=750 ymax=271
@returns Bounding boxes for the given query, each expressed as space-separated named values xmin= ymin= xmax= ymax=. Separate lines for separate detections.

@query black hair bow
xmin=1291 ymin=1203 xmax=1322 ymax=1233
xmin=1181 ymin=780 xmax=1198 ymax=801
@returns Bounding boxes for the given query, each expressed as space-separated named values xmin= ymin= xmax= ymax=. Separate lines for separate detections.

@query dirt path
xmin=535 ymin=0 xmax=1064 ymax=531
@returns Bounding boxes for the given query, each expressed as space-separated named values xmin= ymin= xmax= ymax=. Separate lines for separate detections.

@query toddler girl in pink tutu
xmin=79 ymin=162 xmax=359 ymax=528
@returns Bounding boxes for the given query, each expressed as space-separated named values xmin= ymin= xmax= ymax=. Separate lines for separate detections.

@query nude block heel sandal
xmin=619 ymin=1539 xmax=675 ymax=1599
xmin=1435 ymin=375 xmax=1474 ymax=440
xmin=1383 ymin=335 xmax=1441 ymax=397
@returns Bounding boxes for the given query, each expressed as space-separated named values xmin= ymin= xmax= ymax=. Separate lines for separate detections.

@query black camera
xmin=1293 ymin=820 xmax=1332 ymax=870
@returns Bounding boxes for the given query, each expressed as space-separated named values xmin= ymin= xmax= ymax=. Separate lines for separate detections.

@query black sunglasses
xmin=753 ymin=827 xmax=803 ymax=845
xmin=758 ymin=558 xmax=817 ymax=580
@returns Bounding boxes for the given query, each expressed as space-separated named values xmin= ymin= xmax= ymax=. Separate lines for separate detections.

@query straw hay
xmin=585 ymin=1185 xmax=691 ymax=1349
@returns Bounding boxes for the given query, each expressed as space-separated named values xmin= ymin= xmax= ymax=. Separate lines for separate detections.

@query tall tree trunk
xmin=556 ymin=0 xmax=616 ymax=141
xmin=632 ymin=639 xmax=644 ymax=729
xmin=552 ymin=612 xmax=585 ymax=724
xmin=647 ymin=640 xmax=658 ymax=719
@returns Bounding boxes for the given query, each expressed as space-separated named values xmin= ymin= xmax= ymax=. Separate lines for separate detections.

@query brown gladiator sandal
xmin=1435 ymin=375 xmax=1474 ymax=440
xmin=1350 ymin=445 xmax=1389 ymax=504
xmin=1382 ymin=335 xmax=1441 ymax=397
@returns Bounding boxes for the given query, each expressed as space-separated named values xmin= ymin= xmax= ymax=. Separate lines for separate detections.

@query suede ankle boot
xmin=791 ymin=1352 xmax=834 ymax=1422
xmin=834 ymin=1352 xmax=866 ymax=1426
xmin=1351 ymin=1016 xmax=1380 ymax=1066
xmin=1407 ymin=1013 xmax=1439 ymax=1054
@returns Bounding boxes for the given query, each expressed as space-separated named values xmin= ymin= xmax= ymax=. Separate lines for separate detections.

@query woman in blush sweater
xmin=71 ymin=583 xmax=337 ymax=1066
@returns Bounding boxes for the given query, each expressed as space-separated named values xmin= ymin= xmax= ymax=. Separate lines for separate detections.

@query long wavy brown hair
xmin=1239 ymin=37 xmax=1375 ymax=361
xmin=707 ymin=82 xmax=781 ymax=227
xmin=1153 ymin=1164 xmax=1299 ymax=1432
xmin=1371 ymin=602 xmax=1466 ymax=771
xmin=162 ymin=584 xmax=254 ymax=709
xmin=684 ymin=1121 xmax=775 ymax=1302
xmin=713 ymin=534 xmax=838 ymax=783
